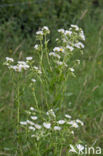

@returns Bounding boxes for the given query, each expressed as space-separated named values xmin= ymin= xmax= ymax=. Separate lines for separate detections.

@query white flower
xmin=65 ymin=30 xmax=72 ymax=36
xmin=34 ymin=66 xmax=39 ymax=70
xmin=34 ymin=124 xmax=41 ymax=129
xmin=76 ymin=119 xmax=84 ymax=126
xmin=17 ymin=64 xmax=30 ymax=72
xmin=57 ymin=120 xmax=65 ymax=125
xmin=56 ymin=61 xmax=63 ymax=66
xmin=67 ymin=121 xmax=79 ymax=128
xmin=27 ymin=120 xmax=35 ymax=126
xmin=6 ymin=57 xmax=14 ymax=62
xmin=26 ymin=57 xmax=33 ymax=61
xmin=53 ymin=47 xmax=64 ymax=53
xmin=56 ymin=38 xmax=59 ymax=41
xmin=42 ymin=26 xmax=50 ymax=34
xmin=76 ymin=144 xmax=84 ymax=153
xmin=9 ymin=62 xmax=29 ymax=72
xmin=30 ymin=107 xmax=35 ymax=111
xmin=8 ymin=65 xmax=17 ymax=71
xmin=66 ymin=45 xmax=74 ymax=51
xmin=20 ymin=121 xmax=27 ymax=125
xmin=46 ymin=109 xmax=56 ymax=117
xmin=34 ymin=44 xmax=39 ymax=50
xmin=65 ymin=114 xmax=72 ymax=119
xmin=56 ymin=61 xmax=68 ymax=67
xmin=49 ymin=52 xmax=60 ymax=59
xmin=80 ymin=30 xmax=85 ymax=41
xmin=37 ymin=70 xmax=42 ymax=74
xmin=31 ymin=116 xmax=38 ymax=120
xmin=69 ymin=68 xmax=74 ymax=72
xmin=74 ymin=42 xmax=84 ymax=49
xmin=18 ymin=61 xmax=26 ymax=65
xmin=36 ymin=31 xmax=43 ymax=35
xmin=29 ymin=126 xmax=35 ymax=131
xmin=69 ymin=144 xmax=77 ymax=153
xmin=42 ymin=26 xmax=48 ymax=30
xmin=33 ymin=66 xmax=42 ymax=74
xmin=71 ymin=24 xmax=79 ymax=31
xmin=54 ymin=126 xmax=61 ymax=131
xmin=71 ymin=131 xmax=74 ymax=135
xmin=43 ymin=122 xmax=51 ymax=129
xmin=31 ymin=79 xmax=36 ymax=83
xmin=58 ymin=29 xmax=65 ymax=34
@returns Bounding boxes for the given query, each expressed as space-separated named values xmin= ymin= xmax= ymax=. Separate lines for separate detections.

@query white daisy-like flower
xmin=57 ymin=120 xmax=65 ymax=125
xmin=29 ymin=126 xmax=35 ymax=131
xmin=33 ymin=66 xmax=42 ymax=74
xmin=65 ymin=114 xmax=72 ymax=119
xmin=65 ymin=30 xmax=72 ymax=36
xmin=56 ymin=61 xmax=63 ymax=66
xmin=56 ymin=38 xmax=59 ymax=41
xmin=34 ymin=44 xmax=39 ymax=50
xmin=66 ymin=45 xmax=74 ymax=51
xmin=17 ymin=64 xmax=30 ymax=72
xmin=43 ymin=122 xmax=51 ymax=129
xmin=71 ymin=24 xmax=79 ymax=31
xmin=71 ymin=131 xmax=74 ymax=135
xmin=31 ymin=79 xmax=36 ymax=83
xmin=56 ymin=61 xmax=68 ymax=67
xmin=54 ymin=126 xmax=61 ymax=131
xmin=30 ymin=107 xmax=35 ymax=111
xmin=26 ymin=57 xmax=33 ymax=61
xmin=8 ymin=65 xmax=17 ymax=71
xmin=74 ymin=42 xmax=84 ymax=49
xmin=20 ymin=121 xmax=27 ymax=125
xmin=49 ymin=52 xmax=61 ymax=59
xmin=36 ymin=31 xmax=43 ymax=35
xmin=53 ymin=47 xmax=64 ymax=53
xmin=34 ymin=124 xmax=42 ymax=129
xmin=34 ymin=66 xmax=39 ymax=70
xmin=6 ymin=57 xmax=14 ymax=62
xmin=58 ymin=29 xmax=65 ymax=34
xmin=26 ymin=120 xmax=35 ymax=126
xmin=69 ymin=68 xmax=75 ymax=72
xmin=18 ymin=61 xmax=26 ymax=65
xmin=31 ymin=116 xmax=38 ymax=120
xmin=67 ymin=121 xmax=79 ymax=128
xmin=42 ymin=26 xmax=49 ymax=31
xmin=42 ymin=26 xmax=50 ymax=34
xmin=76 ymin=119 xmax=84 ymax=126
xmin=37 ymin=70 xmax=42 ymax=74
xmin=79 ymin=30 xmax=85 ymax=41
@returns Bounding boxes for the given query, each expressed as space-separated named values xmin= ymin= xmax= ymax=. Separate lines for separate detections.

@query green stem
xmin=17 ymin=86 xmax=20 ymax=125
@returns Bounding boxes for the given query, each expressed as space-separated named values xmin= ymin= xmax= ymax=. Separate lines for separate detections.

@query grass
xmin=0 ymin=11 xmax=103 ymax=155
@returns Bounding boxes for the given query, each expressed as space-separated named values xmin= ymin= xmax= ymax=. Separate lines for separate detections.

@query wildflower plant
xmin=4 ymin=25 xmax=85 ymax=155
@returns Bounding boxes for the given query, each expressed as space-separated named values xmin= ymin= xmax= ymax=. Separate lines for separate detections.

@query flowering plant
xmin=4 ymin=25 xmax=85 ymax=155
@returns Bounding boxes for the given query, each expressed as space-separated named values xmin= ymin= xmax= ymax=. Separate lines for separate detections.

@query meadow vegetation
xmin=0 ymin=0 xmax=103 ymax=155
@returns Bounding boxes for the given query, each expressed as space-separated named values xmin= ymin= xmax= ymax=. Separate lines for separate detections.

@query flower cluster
xmin=20 ymin=107 xmax=84 ymax=140
xmin=5 ymin=57 xmax=33 ymax=72
xmin=35 ymin=26 xmax=50 ymax=40
xmin=48 ymin=25 xmax=85 ymax=71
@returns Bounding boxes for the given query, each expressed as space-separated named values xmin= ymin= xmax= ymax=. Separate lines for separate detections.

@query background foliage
xmin=0 ymin=0 xmax=103 ymax=155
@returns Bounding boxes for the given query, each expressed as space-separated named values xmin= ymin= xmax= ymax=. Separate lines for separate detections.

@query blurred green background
xmin=0 ymin=0 xmax=103 ymax=154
